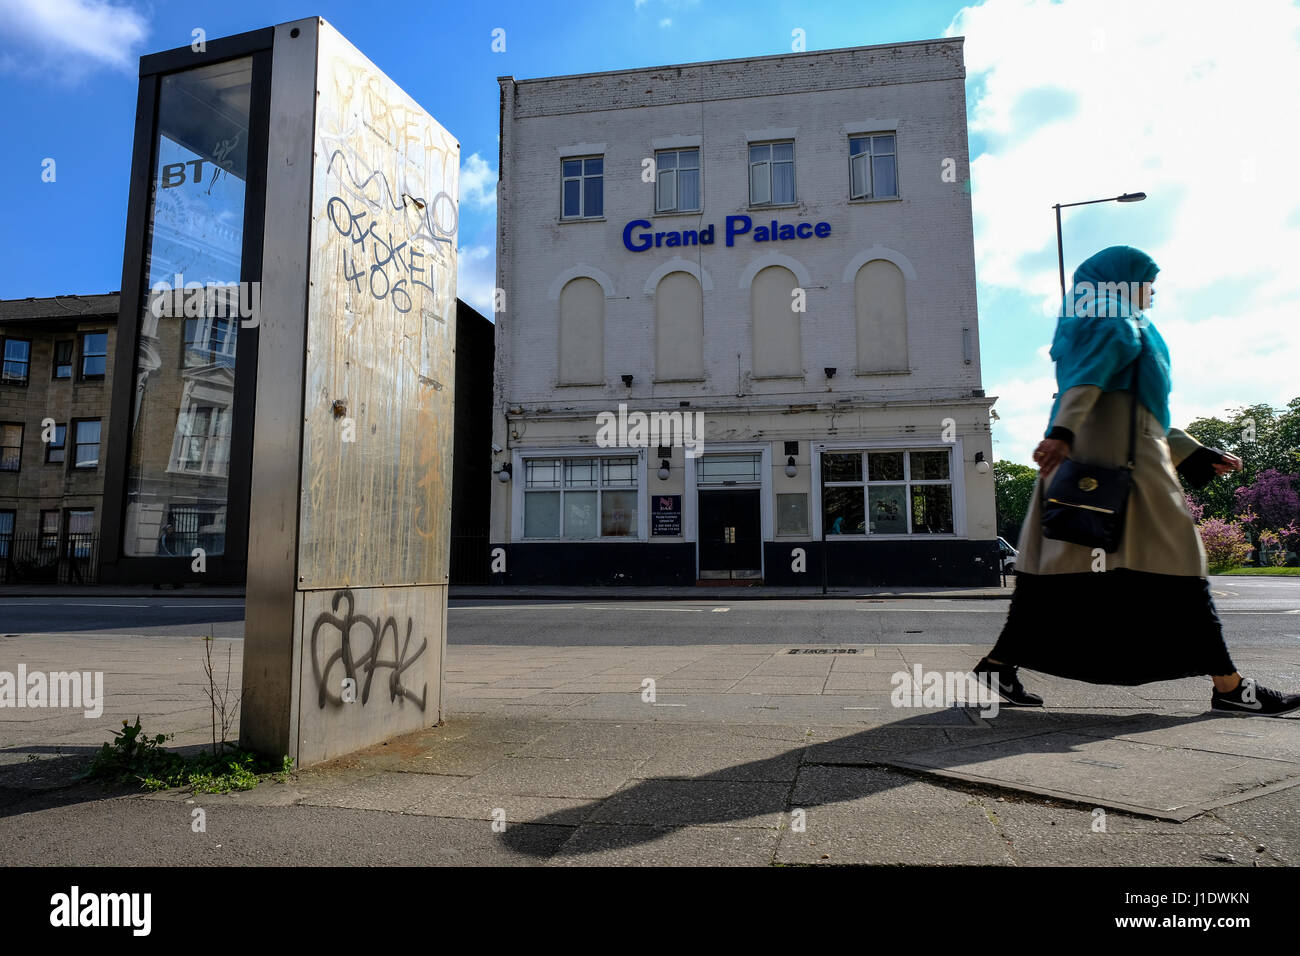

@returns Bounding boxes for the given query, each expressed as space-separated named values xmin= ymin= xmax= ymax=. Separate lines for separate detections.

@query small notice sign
xmin=651 ymin=495 xmax=682 ymax=536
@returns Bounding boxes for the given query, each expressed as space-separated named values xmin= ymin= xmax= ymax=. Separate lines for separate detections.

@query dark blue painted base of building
xmin=491 ymin=540 xmax=1001 ymax=587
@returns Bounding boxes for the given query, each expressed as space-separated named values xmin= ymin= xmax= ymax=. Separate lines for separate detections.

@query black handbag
xmin=1041 ymin=350 xmax=1140 ymax=554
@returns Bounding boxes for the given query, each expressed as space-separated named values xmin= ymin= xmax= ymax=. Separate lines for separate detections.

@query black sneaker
xmin=1211 ymin=677 xmax=1300 ymax=717
xmin=973 ymin=656 xmax=1044 ymax=707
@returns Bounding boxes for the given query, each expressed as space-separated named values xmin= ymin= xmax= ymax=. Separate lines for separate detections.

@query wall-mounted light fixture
xmin=658 ymin=459 xmax=671 ymax=481
xmin=621 ymin=374 xmax=634 ymax=387
xmin=785 ymin=455 xmax=798 ymax=478
xmin=974 ymin=451 xmax=990 ymax=475
xmin=496 ymin=462 xmax=513 ymax=483
xmin=824 ymin=367 xmax=837 ymax=379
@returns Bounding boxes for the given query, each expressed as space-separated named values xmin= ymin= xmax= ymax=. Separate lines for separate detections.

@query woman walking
xmin=974 ymin=245 xmax=1299 ymax=715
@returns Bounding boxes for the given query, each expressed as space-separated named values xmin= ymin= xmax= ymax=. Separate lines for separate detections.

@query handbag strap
xmin=1125 ymin=330 xmax=1143 ymax=470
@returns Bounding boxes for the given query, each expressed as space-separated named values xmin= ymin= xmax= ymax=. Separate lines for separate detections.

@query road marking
xmin=67 ymin=603 xmax=151 ymax=608
xmin=653 ymin=703 xmax=687 ymax=707
xmin=449 ymin=604 xmax=577 ymax=611
xmin=842 ymin=706 xmax=881 ymax=710
xmin=712 ymin=607 xmax=730 ymax=613
xmin=855 ymin=607 xmax=1004 ymax=613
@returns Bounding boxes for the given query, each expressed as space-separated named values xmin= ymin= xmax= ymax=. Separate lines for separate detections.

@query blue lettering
xmin=623 ymin=219 xmax=653 ymax=252
xmin=778 ymin=223 xmax=796 ymax=241
xmin=754 ymin=225 xmax=770 ymax=242
xmin=725 ymin=215 xmax=752 ymax=247
xmin=796 ymin=222 xmax=812 ymax=238
xmin=814 ymin=221 xmax=831 ymax=237
xmin=699 ymin=224 xmax=714 ymax=244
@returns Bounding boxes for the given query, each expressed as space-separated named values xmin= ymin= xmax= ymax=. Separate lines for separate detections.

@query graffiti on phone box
xmin=310 ymin=589 xmax=428 ymax=710
xmin=323 ymin=148 xmax=455 ymax=314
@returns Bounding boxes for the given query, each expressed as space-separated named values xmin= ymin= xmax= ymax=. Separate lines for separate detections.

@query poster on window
xmin=651 ymin=495 xmax=682 ymax=536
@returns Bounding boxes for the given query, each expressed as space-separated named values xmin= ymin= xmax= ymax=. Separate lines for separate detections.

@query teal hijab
xmin=1046 ymin=245 xmax=1172 ymax=435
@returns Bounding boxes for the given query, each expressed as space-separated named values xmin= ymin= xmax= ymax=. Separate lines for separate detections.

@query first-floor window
xmin=79 ymin=332 xmax=107 ymax=380
xmin=0 ymin=422 xmax=22 ymax=471
xmin=45 ymin=423 xmax=66 ymax=464
xmin=172 ymin=404 xmax=230 ymax=474
xmin=72 ymin=419 xmax=100 ymax=470
xmin=524 ymin=456 xmax=639 ymax=539
xmin=822 ymin=449 xmax=954 ymax=535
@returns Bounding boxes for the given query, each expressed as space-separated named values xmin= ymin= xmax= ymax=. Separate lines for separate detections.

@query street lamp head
xmin=1117 ymin=192 xmax=1146 ymax=202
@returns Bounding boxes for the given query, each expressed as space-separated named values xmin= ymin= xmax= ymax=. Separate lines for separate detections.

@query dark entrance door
xmin=698 ymin=489 xmax=762 ymax=579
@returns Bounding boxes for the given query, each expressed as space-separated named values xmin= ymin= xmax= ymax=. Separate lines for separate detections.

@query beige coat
xmin=1016 ymin=385 xmax=1209 ymax=577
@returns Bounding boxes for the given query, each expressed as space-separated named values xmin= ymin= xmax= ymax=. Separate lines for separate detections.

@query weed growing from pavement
xmin=85 ymin=716 xmax=293 ymax=793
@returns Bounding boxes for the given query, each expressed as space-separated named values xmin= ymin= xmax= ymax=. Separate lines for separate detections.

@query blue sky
xmin=2 ymin=0 xmax=1297 ymax=465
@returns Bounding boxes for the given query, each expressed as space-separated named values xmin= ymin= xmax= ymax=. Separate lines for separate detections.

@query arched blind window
xmin=855 ymin=260 xmax=908 ymax=373
xmin=654 ymin=271 xmax=704 ymax=381
xmin=558 ymin=277 xmax=604 ymax=384
xmin=751 ymin=265 xmax=801 ymax=377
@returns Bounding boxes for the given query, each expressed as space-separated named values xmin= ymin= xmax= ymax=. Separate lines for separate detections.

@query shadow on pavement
xmin=497 ymin=709 xmax=1224 ymax=859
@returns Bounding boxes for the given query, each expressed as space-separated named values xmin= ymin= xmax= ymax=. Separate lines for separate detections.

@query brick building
xmin=490 ymin=39 xmax=1000 ymax=586
xmin=0 ymin=293 xmax=117 ymax=581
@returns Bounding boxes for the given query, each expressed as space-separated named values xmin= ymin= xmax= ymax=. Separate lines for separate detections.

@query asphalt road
xmin=1 ymin=576 xmax=1297 ymax=648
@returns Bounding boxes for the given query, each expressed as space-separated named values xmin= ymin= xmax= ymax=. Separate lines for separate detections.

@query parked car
xmin=997 ymin=537 xmax=1018 ymax=575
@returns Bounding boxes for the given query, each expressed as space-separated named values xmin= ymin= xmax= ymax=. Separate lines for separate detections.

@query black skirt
xmin=989 ymin=570 xmax=1237 ymax=685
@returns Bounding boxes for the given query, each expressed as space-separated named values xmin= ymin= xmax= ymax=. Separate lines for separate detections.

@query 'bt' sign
xmin=622 ymin=214 xmax=831 ymax=252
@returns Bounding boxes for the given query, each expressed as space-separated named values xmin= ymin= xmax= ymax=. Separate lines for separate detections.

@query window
xmin=751 ymin=265 xmax=801 ymax=377
xmin=524 ymin=455 xmax=639 ymax=539
xmin=654 ymin=271 xmax=704 ymax=381
xmin=822 ymin=449 xmax=954 ymax=536
xmin=697 ymin=453 xmax=762 ymax=484
xmin=655 ymin=149 xmax=700 ymax=212
xmin=183 ymin=317 xmax=237 ymax=368
xmin=53 ymin=340 xmax=73 ymax=379
xmin=557 ymin=277 xmax=605 ymax=385
xmin=749 ymin=142 xmax=795 ymax=206
xmin=0 ymin=510 xmax=14 ymax=559
xmin=39 ymin=510 xmax=59 ymax=551
xmin=71 ymin=419 xmax=101 ymax=470
xmin=171 ymin=404 xmax=230 ymax=474
xmin=45 ymin=423 xmax=66 ymax=464
xmin=79 ymin=332 xmax=108 ymax=380
xmin=65 ymin=508 xmax=94 ymax=558
xmin=561 ymin=156 xmax=604 ymax=219
xmin=849 ymin=133 xmax=898 ymax=200
xmin=777 ymin=493 xmax=809 ymax=535
xmin=855 ymin=259 xmax=909 ymax=373
xmin=1 ymin=337 xmax=31 ymax=385
xmin=0 ymin=422 xmax=22 ymax=471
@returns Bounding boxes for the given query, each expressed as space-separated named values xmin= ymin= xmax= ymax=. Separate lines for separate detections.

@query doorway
xmin=698 ymin=489 xmax=762 ymax=580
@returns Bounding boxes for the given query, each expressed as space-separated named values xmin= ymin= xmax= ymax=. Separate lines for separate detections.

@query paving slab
xmin=881 ymin=729 xmax=1300 ymax=820
xmin=587 ymin=778 xmax=790 ymax=829
xmin=545 ymin=823 xmax=779 ymax=866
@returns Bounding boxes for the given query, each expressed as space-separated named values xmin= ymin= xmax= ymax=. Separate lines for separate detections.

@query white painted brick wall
xmin=495 ymin=39 xmax=983 ymax=418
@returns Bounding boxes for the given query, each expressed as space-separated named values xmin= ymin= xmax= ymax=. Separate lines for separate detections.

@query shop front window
xmin=823 ymin=449 xmax=954 ymax=535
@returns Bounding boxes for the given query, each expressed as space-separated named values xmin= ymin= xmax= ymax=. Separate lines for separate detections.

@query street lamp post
xmin=1053 ymin=192 xmax=1147 ymax=299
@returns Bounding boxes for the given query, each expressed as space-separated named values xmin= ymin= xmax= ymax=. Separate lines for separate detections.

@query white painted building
xmin=490 ymin=38 xmax=999 ymax=587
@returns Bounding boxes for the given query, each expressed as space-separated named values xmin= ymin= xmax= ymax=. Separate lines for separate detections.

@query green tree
xmin=994 ymin=460 xmax=1037 ymax=545
xmin=1182 ymin=398 xmax=1300 ymax=519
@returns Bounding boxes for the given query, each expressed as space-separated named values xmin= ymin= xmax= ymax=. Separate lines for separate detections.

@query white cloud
xmin=459 ymin=152 xmax=497 ymax=210
xmin=456 ymin=244 xmax=496 ymax=318
xmin=950 ymin=0 xmax=1300 ymax=457
xmin=0 ymin=0 xmax=148 ymax=78
xmin=659 ymin=18 xmax=672 ymax=28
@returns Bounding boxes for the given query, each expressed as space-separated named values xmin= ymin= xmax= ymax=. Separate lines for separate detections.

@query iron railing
xmin=0 ymin=533 xmax=100 ymax=584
